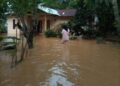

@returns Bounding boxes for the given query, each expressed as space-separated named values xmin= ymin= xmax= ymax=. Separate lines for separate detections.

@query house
xmin=7 ymin=5 xmax=76 ymax=37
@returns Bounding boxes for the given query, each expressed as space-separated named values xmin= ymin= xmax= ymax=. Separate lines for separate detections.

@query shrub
xmin=70 ymin=36 xmax=77 ymax=40
xmin=0 ymin=36 xmax=3 ymax=41
xmin=0 ymin=27 xmax=7 ymax=33
xmin=44 ymin=29 xmax=57 ymax=37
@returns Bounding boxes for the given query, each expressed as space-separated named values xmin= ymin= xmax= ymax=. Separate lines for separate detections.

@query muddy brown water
xmin=0 ymin=36 xmax=120 ymax=86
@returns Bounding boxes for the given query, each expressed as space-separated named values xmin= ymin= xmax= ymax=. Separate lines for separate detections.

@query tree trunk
xmin=17 ymin=17 xmax=34 ymax=49
xmin=27 ymin=29 xmax=34 ymax=49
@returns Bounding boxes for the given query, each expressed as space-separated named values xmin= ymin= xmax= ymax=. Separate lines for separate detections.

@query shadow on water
xmin=0 ymin=42 xmax=28 ymax=68
xmin=0 ymin=50 xmax=20 ymax=68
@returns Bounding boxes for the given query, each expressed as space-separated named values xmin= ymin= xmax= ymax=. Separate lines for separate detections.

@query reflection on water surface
xmin=0 ymin=36 xmax=120 ymax=86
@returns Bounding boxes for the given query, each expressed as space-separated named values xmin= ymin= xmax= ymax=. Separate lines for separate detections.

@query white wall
xmin=7 ymin=17 xmax=20 ymax=38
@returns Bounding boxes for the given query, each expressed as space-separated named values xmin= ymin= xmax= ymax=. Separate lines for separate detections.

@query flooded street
xmin=0 ymin=36 xmax=120 ymax=86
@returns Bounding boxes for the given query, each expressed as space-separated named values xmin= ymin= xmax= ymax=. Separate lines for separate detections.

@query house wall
xmin=7 ymin=16 xmax=20 ymax=38
xmin=51 ymin=17 xmax=71 ymax=30
xmin=7 ymin=13 xmax=73 ymax=37
xmin=38 ymin=13 xmax=72 ymax=32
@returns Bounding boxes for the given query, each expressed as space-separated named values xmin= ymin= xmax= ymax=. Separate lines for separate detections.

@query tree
xmin=43 ymin=0 xmax=79 ymax=9
xmin=43 ymin=0 xmax=68 ymax=9
xmin=112 ymin=0 xmax=120 ymax=35
xmin=7 ymin=0 xmax=41 ymax=49
xmin=0 ymin=0 xmax=7 ymax=33
xmin=69 ymin=0 xmax=119 ymax=38
xmin=84 ymin=0 xmax=120 ymax=35
xmin=69 ymin=0 xmax=96 ymax=38
xmin=0 ymin=0 xmax=42 ymax=63
xmin=96 ymin=1 xmax=115 ymax=37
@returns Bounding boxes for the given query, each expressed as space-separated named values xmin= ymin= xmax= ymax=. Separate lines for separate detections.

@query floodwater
xmin=0 ymin=36 xmax=120 ymax=86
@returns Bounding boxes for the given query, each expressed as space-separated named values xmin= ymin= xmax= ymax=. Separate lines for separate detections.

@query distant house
xmin=7 ymin=5 xmax=76 ymax=37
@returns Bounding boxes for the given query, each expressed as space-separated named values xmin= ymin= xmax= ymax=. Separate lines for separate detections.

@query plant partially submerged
xmin=44 ymin=29 xmax=57 ymax=37
xmin=0 ymin=36 xmax=19 ymax=51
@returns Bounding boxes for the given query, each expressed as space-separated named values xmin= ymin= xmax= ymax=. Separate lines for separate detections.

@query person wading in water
xmin=61 ymin=25 xmax=70 ymax=44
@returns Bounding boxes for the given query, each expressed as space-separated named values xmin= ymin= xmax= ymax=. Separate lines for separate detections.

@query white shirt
xmin=61 ymin=29 xmax=69 ymax=41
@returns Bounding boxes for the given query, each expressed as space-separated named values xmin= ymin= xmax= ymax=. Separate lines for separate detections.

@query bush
xmin=81 ymin=26 xmax=97 ymax=39
xmin=0 ymin=27 xmax=7 ymax=33
xmin=70 ymin=36 xmax=77 ymax=40
xmin=44 ymin=29 xmax=57 ymax=37
xmin=0 ymin=36 xmax=3 ymax=41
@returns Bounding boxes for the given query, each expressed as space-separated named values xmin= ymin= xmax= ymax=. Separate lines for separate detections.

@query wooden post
xmin=44 ymin=14 xmax=47 ymax=31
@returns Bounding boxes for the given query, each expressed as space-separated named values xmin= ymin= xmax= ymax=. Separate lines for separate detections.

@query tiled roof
xmin=58 ymin=9 xmax=76 ymax=16
xmin=38 ymin=4 xmax=76 ymax=16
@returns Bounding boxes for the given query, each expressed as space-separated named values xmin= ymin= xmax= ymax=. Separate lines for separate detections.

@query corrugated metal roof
xmin=38 ymin=4 xmax=76 ymax=16
xmin=38 ymin=4 xmax=60 ymax=16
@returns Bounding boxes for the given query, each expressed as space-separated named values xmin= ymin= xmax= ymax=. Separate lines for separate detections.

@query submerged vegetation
xmin=44 ymin=29 xmax=57 ymax=37
xmin=0 ymin=36 xmax=20 ymax=51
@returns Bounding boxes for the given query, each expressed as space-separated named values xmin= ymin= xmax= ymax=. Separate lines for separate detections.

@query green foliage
xmin=70 ymin=36 xmax=77 ymax=40
xmin=43 ymin=0 xmax=79 ymax=9
xmin=0 ymin=0 xmax=7 ymax=33
xmin=0 ymin=36 xmax=4 ymax=41
xmin=6 ymin=0 xmax=42 ymax=49
xmin=0 ymin=36 xmax=20 ymax=51
xmin=0 ymin=0 xmax=7 ymax=17
xmin=0 ymin=25 xmax=7 ymax=33
xmin=0 ymin=36 xmax=19 ymax=44
xmin=118 ymin=0 xmax=120 ymax=15
xmin=8 ymin=0 xmax=39 ymax=16
xmin=0 ymin=41 xmax=16 ymax=45
xmin=69 ymin=1 xmax=95 ymax=37
xmin=42 ymin=0 xmax=66 ymax=9
xmin=56 ymin=29 xmax=62 ymax=38
xmin=0 ymin=28 xmax=5 ymax=33
xmin=68 ymin=0 xmax=119 ymax=39
xmin=44 ymin=29 xmax=57 ymax=37
xmin=96 ymin=1 xmax=116 ymax=37
xmin=96 ymin=37 xmax=105 ymax=44
xmin=82 ymin=27 xmax=97 ymax=39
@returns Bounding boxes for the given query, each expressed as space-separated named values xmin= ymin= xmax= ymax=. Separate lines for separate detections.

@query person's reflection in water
xmin=61 ymin=44 xmax=69 ymax=65
xmin=43 ymin=43 xmax=74 ymax=86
